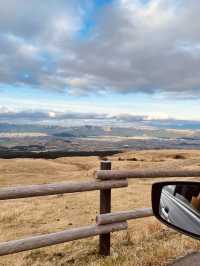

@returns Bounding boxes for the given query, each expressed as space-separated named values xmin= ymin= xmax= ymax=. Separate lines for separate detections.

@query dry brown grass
xmin=1 ymin=149 xmax=200 ymax=265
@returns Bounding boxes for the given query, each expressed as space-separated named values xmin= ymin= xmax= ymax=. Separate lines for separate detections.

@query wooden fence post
xmin=99 ymin=160 xmax=112 ymax=256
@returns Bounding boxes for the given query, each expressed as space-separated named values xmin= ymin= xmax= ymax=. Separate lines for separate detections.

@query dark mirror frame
xmin=152 ymin=181 xmax=200 ymax=240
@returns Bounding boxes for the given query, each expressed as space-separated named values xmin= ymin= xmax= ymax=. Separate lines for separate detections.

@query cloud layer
xmin=1 ymin=0 xmax=200 ymax=97
xmin=1 ymin=108 xmax=200 ymax=126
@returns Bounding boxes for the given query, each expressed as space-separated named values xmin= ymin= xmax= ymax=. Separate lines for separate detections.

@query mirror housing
xmin=152 ymin=181 xmax=200 ymax=239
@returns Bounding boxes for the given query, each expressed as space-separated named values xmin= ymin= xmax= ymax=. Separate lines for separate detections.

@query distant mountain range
xmin=1 ymin=122 xmax=200 ymax=138
xmin=1 ymin=113 xmax=200 ymax=158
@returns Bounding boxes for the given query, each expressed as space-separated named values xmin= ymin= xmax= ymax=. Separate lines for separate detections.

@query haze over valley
xmin=1 ymin=110 xmax=200 ymax=158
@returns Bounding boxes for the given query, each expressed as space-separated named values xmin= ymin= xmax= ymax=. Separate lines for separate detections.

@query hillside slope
xmin=1 ymin=150 xmax=200 ymax=266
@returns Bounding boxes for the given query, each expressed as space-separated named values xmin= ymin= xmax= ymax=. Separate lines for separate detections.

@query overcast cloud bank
xmin=1 ymin=0 xmax=200 ymax=98
xmin=1 ymin=108 xmax=200 ymax=130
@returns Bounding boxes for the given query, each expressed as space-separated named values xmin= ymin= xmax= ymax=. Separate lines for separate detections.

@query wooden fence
xmin=0 ymin=161 xmax=200 ymax=257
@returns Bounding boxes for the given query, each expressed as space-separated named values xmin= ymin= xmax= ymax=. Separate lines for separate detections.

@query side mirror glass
xmin=152 ymin=181 xmax=200 ymax=238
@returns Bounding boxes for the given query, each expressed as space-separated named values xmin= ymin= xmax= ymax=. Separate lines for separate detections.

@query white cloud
xmin=48 ymin=111 xmax=56 ymax=118
xmin=0 ymin=106 xmax=13 ymax=113
xmin=0 ymin=0 xmax=200 ymax=98
xmin=144 ymin=113 xmax=170 ymax=120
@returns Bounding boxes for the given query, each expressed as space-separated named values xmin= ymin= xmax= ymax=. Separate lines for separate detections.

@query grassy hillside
xmin=1 ymin=150 xmax=200 ymax=266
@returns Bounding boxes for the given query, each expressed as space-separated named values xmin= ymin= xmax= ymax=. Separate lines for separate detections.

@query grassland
xmin=1 ymin=149 xmax=200 ymax=266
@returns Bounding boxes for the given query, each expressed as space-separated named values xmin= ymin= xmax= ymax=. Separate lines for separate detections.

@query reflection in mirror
xmin=160 ymin=184 xmax=200 ymax=235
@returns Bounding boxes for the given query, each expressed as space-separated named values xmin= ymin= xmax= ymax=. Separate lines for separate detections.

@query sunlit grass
xmin=0 ymin=149 xmax=200 ymax=265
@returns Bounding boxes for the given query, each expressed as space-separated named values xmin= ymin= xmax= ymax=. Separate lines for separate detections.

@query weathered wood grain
xmin=0 ymin=222 xmax=128 ymax=256
xmin=99 ymin=161 xmax=112 ymax=256
xmin=0 ymin=179 xmax=128 ymax=200
xmin=96 ymin=208 xmax=153 ymax=225
xmin=97 ymin=169 xmax=200 ymax=180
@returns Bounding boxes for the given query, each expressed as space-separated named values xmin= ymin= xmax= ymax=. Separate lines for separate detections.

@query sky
xmin=1 ymin=0 xmax=200 ymax=120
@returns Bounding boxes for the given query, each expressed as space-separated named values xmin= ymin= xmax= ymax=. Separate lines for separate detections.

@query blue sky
xmin=1 ymin=0 xmax=200 ymax=120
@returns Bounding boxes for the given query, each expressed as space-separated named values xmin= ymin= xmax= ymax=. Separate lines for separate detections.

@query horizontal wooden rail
xmin=97 ymin=169 xmax=200 ymax=180
xmin=0 ymin=222 xmax=128 ymax=256
xmin=0 ymin=179 xmax=128 ymax=200
xmin=96 ymin=208 xmax=153 ymax=225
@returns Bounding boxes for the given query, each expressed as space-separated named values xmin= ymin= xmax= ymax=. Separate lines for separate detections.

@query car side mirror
xmin=152 ymin=181 xmax=200 ymax=239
